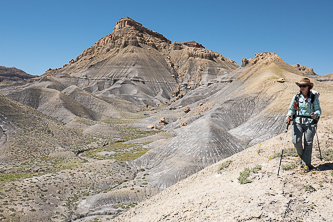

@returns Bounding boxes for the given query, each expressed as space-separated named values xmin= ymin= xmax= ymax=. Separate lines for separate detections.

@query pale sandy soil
xmin=113 ymin=117 xmax=333 ymax=222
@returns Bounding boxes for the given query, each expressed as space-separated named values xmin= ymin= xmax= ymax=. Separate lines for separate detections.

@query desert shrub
xmin=238 ymin=165 xmax=262 ymax=184
xmin=238 ymin=168 xmax=251 ymax=184
xmin=252 ymin=165 xmax=262 ymax=173
xmin=270 ymin=148 xmax=298 ymax=160
xmin=304 ymin=185 xmax=316 ymax=192
xmin=282 ymin=163 xmax=297 ymax=171
xmin=217 ymin=160 xmax=232 ymax=174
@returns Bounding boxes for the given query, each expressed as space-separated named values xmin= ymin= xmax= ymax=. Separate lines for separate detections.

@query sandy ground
xmin=112 ymin=117 xmax=333 ymax=222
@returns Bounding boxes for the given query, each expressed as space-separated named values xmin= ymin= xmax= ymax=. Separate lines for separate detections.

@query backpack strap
xmin=310 ymin=91 xmax=320 ymax=124
xmin=293 ymin=91 xmax=317 ymax=123
xmin=292 ymin=93 xmax=301 ymax=119
xmin=310 ymin=92 xmax=315 ymax=104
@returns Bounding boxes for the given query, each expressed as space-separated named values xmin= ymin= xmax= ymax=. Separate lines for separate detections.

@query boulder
xmin=277 ymin=78 xmax=285 ymax=83
xmin=158 ymin=117 xmax=167 ymax=125
xmin=180 ymin=122 xmax=188 ymax=127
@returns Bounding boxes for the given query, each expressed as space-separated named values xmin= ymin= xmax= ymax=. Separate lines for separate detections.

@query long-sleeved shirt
xmin=287 ymin=92 xmax=321 ymax=124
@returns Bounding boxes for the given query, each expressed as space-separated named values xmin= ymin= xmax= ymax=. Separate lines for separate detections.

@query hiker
xmin=286 ymin=77 xmax=321 ymax=172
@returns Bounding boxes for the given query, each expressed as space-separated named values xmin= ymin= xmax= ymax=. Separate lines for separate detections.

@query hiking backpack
xmin=292 ymin=89 xmax=320 ymax=124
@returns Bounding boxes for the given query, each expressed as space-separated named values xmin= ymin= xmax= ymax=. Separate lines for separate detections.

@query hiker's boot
xmin=297 ymin=157 xmax=302 ymax=165
xmin=303 ymin=163 xmax=310 ymax=173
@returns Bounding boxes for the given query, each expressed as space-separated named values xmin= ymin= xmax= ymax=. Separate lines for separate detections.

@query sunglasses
xmin=299 ymin=85 xmax=308 ymax=88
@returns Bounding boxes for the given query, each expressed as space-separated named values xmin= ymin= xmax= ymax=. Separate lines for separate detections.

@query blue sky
xmin=1 ymin=0 xmax=332 ymax=75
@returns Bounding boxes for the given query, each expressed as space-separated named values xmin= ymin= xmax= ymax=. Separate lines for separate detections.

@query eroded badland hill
xmin=0 ymin=17 xmax=333 ymax=221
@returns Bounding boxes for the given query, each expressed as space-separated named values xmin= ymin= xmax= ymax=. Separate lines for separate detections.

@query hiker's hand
xmin=286 ymin=115 xmax=291 ymax=124
xmin=310 ymin=113 xmax=318 ymax=120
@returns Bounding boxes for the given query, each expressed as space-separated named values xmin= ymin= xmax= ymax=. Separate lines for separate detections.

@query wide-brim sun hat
xmin=295 ymin=77 xmax=313 ymax=89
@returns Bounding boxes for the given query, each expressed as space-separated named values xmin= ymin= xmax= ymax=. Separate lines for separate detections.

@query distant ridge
xmin=0 ymin=66 xmax=35 ymax=82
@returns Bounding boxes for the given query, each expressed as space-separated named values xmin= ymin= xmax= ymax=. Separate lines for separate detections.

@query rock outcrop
xmin=292 ymin=63 xmax=317 ymax=76
xmin=289 ymin=65 xmax=333 ymax=83
xmin=181 ymin=41 xmax=205 ymax=48
xmin=241 ymin=52 xmax=282 ymax=66
xmin=241 ymin=57 xmax=249 ymax=67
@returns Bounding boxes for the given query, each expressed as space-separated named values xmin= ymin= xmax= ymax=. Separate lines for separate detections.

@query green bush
xmin=217 ymin=160 xmax=232 ymax=174
xmin=252 ymin=165 xmax=262 ymax=173
xmin=238 ymin=168 xmax=252 ymax=184
xmin=238 ymin=165 xmax=262 ymax=184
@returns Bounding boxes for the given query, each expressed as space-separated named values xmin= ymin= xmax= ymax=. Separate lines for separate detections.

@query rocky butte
xmin=0 ymin=17 xmax=333 ymax=221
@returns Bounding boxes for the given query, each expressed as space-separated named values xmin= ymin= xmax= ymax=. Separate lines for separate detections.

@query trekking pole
xmin=314 ymin=124 xmax=322 ymax=161
xmin=277 ymin=121 xmax=291 ymax=177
